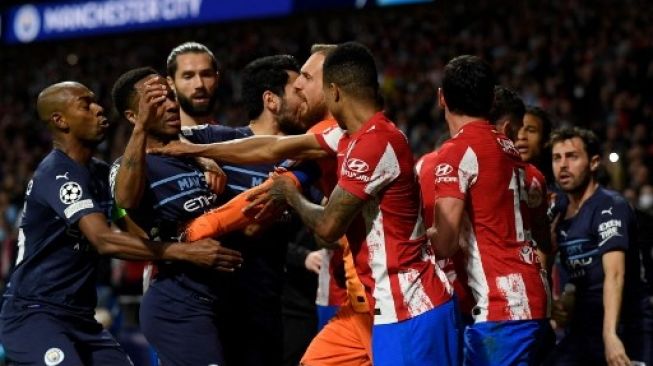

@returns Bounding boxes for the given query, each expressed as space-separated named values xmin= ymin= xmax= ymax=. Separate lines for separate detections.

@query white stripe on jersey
xmin=322 ymin=126 xmax=345 ymax=153
xmin=315 ymin=248 xmax=333 ymax=306
xmin=363 ymin=199 xmax=398 ymax=324
xmin=409 ymin=208 xmax=425 ymax=240
xmin=464 ymin=213 xmax=490 ymax=323
xmin=398 ymin=268 xmax=433 ymax=317
xmin=364 ymin=143 xmax=401 ymax=196
xmin=458 ymin=147 xmax=479 ymax=194
xmin=496 ymin=273 xmax=532 ymax=320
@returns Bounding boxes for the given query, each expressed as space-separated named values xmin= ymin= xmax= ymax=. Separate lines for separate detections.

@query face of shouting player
xmin=59 ymin=83 xmax=109 ymax=145
xmin=293 ymin=52 xmax=329 ymax=129
xmin=276 ymin=71 xmax=308 ymax=135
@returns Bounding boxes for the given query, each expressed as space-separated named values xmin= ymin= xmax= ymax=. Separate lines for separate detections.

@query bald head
xmin=36 ymin=81 xmax=89 ymax=123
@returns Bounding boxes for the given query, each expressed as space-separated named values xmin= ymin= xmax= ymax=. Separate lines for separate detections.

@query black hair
xmin=111 ymin=67 xmax=157 ymax=117
xmin=525 ymin=106 xmax=555 ymax=183
xmin=442 ymin=55 xmax=496 ymax=118
xmin=489 ymin=85 xmax=525 ymax=126
xmin=322 ymin=41 xmax=379 ymax=102
xmin=548 ymin=126 xmax=601 ymax=159
xmin=241 ymin=54 xmax=300 ymax=120
xmin=166 ymin=42 xmax=218 ymax=77
xmin=525 ymin=106 xmax=553 ymax=146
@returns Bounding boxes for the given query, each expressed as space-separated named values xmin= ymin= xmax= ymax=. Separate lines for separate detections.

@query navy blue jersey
xmin=110 ymin=154 xmax=219 ymax=298
xmin=555 ymin=187 xmax=645 ymax=324
xmin=182 ymin=124 xmax=301 ymax=296
xmin=3 ymin=150 xmax=112 ymax=314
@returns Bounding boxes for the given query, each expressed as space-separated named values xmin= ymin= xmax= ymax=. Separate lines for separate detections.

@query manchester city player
xmin=547 ymin=127 xmax=651 ymax=366
xmin=0 ymin=82 xmax=241 ymax=366
xmin=177 ymin=54 xmax=306 ymax=366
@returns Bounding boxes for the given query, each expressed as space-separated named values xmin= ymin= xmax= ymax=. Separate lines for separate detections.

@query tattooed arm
xmin=269 ymin=175 xmax=364 ymax=247
xmin=114 ymin=76 xmax=167 ymax=209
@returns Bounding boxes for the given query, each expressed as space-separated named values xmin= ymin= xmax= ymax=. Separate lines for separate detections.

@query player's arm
xmin=269 ymin=176 xmax=363 ymax=247
xmin=602 ymin=250 xmax=630 ymax=366
xmin=148 ymin=133 xmax=330 ymax=164
xmin=428 ymin=197 xmax=465 ymax=258
xmin=79 ymin=212 xmax=242 ymax=271
xmin=114 ymin=77 xmax=167 ymax=209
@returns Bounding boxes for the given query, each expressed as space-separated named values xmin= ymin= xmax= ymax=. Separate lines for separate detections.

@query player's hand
xmin=148 ymin=139 xmax=194 ymax=157
xmin=244 ymin=177 xmax=290 ymax=221
xmin=551 ymin=299 xmax=570 ymax=328
xmin=304 ymin=250 xmax=322 ymax=274
xmin=197 ymin=157 xmax=226 ymax=194
xmin=183 ymin=238 xmax=243 ymax=272
xmin=604 ymin=333 xmax=630 ymax=366
xmin=136 ymin=76 xmax=168 ymax=131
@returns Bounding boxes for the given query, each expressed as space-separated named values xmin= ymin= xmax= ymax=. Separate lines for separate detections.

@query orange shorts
xmin=301 ymin=302 xmax=373 ymax=366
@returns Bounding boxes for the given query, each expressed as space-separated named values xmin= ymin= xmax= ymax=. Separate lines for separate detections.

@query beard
xmin=300 ymin=99 xmax=328 ymax=129
xmin=277 ymin=99 xmax=306 ymax=136
xmin=177 ymin=91 xmax=218 ymax=118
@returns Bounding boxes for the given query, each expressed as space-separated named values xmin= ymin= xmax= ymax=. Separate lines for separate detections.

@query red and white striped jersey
xmin=415 ymin=152 xmax=475 ymax=316
xmin=316 ymin=112 xmax=452 ymax=325
xmin=432 ymin=121 xmax=548 ymax=322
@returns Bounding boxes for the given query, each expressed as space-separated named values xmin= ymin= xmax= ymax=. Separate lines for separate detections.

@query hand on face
xmin=135 ymin=76 xmax=181 ymax=134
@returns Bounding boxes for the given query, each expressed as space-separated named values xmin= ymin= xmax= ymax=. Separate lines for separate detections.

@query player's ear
xmin=438 ymin=87 xmax=447 ymax=109
xmin=329 ymin=83 xmax=340 ymax=103
xmin=166 ymin=76 xmax=176 ymax=93
xmin=51 ymin=111 xmax=67 ymax=130
xmin=263 ymin=90 xmax=278 ymax=113
xmin=124 ymin=109 xmax=137 ymax=125
xmin=589 ymin=154 xmax=600 ymax=172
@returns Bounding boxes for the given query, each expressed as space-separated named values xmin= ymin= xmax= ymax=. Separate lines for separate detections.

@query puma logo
xmin=56 ymin=172 xmax=69 ymax=180
xmin=601 ymin=207 xmax=613 ymax=216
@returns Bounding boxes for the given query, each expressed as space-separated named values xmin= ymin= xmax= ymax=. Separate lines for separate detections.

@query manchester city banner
xmin=3 ymin=0 xmax=293 ymax=44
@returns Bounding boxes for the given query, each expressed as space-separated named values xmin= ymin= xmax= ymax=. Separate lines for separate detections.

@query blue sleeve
xmin=180 ymin=125 xmax=242 ymax=144
xmin=39 ymin=164 xmax=104 ymax=226
xmin=286 ymin=160 xmax=321 ymax=190
xmin=594 ymin=197 xmax=634 ymax=255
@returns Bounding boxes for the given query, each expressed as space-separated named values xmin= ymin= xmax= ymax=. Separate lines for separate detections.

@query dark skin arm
xmin=268 ymin=175 xmax=364 ymax=247
xmin=148 ymin=133 xmax=330 ymax=164
xmin=79 ymin=213 xmax=242 ymax=271
xmin=114 ymin=76 xmax=167 ymax=209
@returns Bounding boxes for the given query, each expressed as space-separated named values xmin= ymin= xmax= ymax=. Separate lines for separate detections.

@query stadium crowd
xmin=0 ymin=0 xmax=652 ymax=365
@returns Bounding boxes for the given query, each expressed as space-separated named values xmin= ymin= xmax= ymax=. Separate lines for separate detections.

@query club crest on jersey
xmin=527 ymin=185 xmax=543 ymax=208
xmin=44 ymin=347 xmax=65 ymax=366
xmin=346 ymin=158 xmax=369 ymax=174
xmin=59 ymin=182 xmax=83 ymax=204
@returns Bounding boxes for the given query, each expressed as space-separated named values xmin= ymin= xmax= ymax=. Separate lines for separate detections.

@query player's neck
xmin=146 ymin=134 xmax=177 ymax=149
xmin=53 ymin=139 xmax=94 ymax=165
xmin=249 ymin=112 xmax=283 ymax=136
xmin=566 ymin=179 xmax=599 ymax=216
xmin=446 ymin=112 xmax=486 ymax=136
xmin=179 ymin=109 xmax=213 ymax=127
xmin=339 ymin=102 xmax=379 ymax=134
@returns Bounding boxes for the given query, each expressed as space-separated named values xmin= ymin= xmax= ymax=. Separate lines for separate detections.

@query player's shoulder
xmin=415 ymin=150 xmax=439 ymax=175
xmin=525 ymin=163 xmax=546 ymax=183
xmin=595 ymin=187 xmax=631 ymax=211
xmin=34 ymin=150 xmax=89 ymax=183
xmin=307 ymin=119 xmax=339 ymax=134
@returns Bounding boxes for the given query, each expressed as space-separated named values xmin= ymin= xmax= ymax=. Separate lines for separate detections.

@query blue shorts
xmin=0 ymin=299 xmax=131 ymax=366
xmin=464 ymin=319 xmax=550 ymax=366
xmin=140 ymin=278 xmax=225 ymax=366
xmin=317 ymin=305 xmax=340 ymax=331
xmin=372 ymin=298 xmax=462 ymax=366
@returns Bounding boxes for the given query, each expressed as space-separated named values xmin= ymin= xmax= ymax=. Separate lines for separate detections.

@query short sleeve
xmin=432 ymin=142 xmax=478 ymax=201
xmin=594 ymin=197 xmax=633 ymax=255
xmin=39 ymin=165 xmax=103 ymax=225
xmin=338 ymin=135 xmax=401 ymax=200
xmin=314 ymin=126 xmax=344 ymax=156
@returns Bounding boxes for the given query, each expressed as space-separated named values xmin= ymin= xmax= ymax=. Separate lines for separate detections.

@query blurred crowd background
xmin=0 ymin=0 xmax=652 ymax=361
